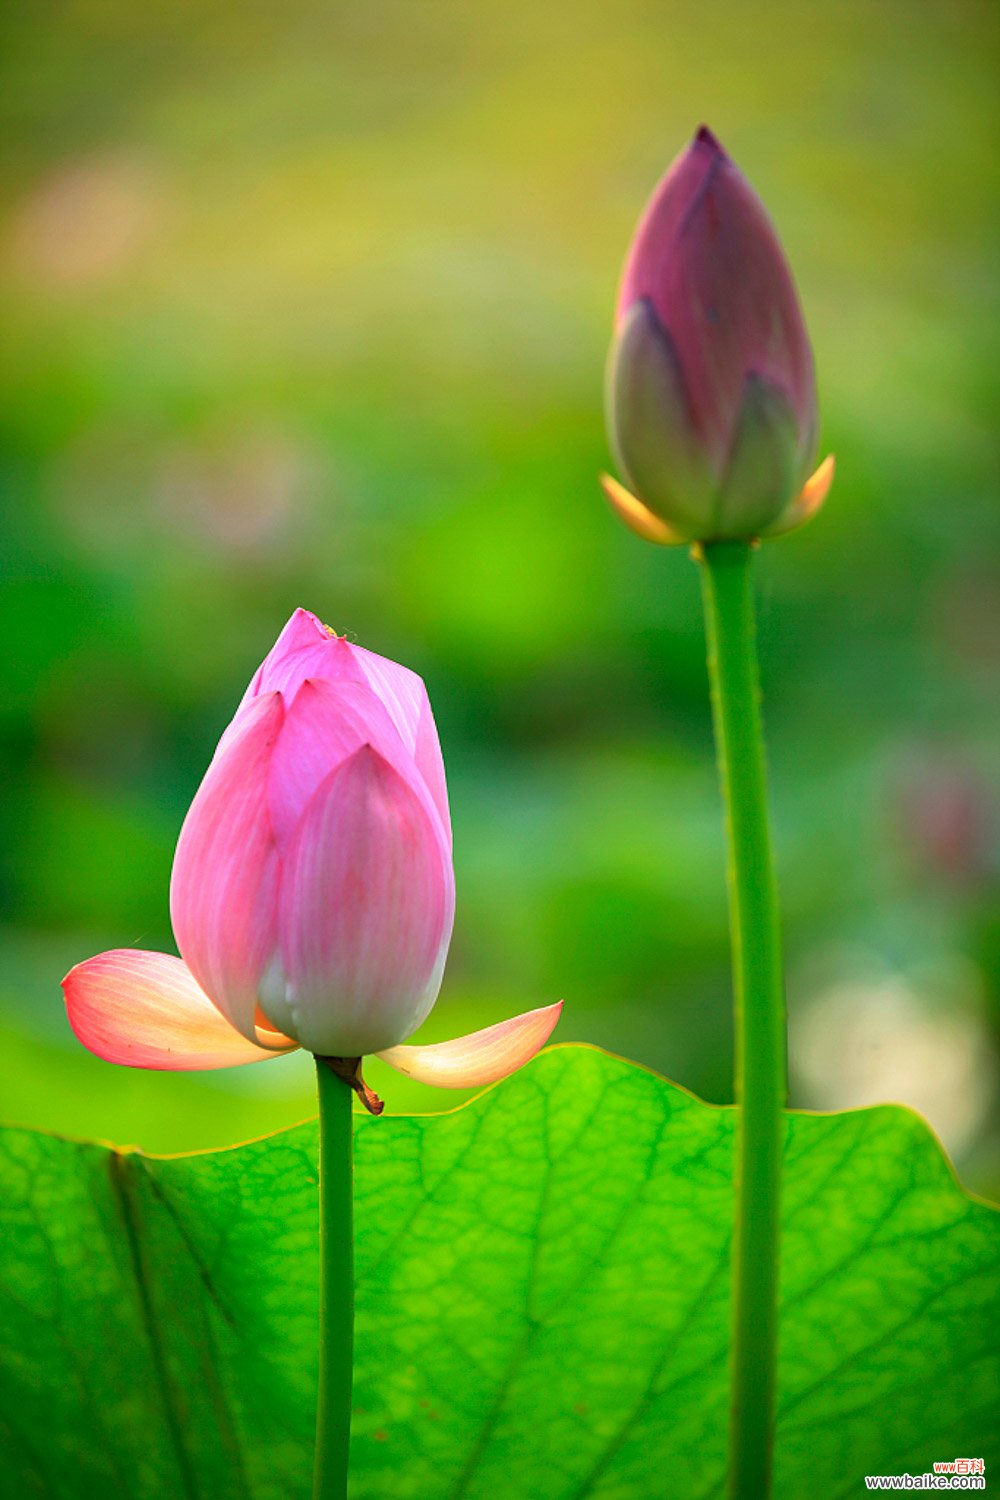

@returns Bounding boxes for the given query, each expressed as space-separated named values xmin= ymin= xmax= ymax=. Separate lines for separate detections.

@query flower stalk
xmin=313 ymin=1061 xmax=356 ymax=1500
xmin=696 ymin=539 xmax=786 ymax=1500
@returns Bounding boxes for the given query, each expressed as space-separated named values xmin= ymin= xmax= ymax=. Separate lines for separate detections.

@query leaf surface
xmin=1 ymin=1046 xmax=997 ymax=1498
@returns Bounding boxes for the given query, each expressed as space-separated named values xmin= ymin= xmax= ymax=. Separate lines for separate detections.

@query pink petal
xmin=170 ymin=692 xmax=286 ymax=1047
xmin=254 ymin=611 xmax=366 ymax=703
xmin=377 ymin=1002 xmax=563 ymax=1087
xmin=268 ymin=678 xmax=410 ymax=850
xmin=227 ymin=610 xmax=452 ymax=843
xmin=263 ymin=605 xmax=332 ymax=664
xmin=351 ymin=641 xmax=424 ymax=742
xmin=219 ymin=610 xmax=365 ymax=758
xmin=329 ymin=637 xmax=452 ymax=841
xmin=250 ymin=607 xmax=338 ymax=691
xmin=63 ymin=950 xmax=294 ymax=1070
xmin=276 ymin=744 xmax=455 ymax=1057
xmin=411 ymin=686 xmax=451 ymax=847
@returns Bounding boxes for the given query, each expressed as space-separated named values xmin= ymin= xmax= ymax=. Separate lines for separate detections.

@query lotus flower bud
xmin=602 ymin=126 xmax=833 ymax=545
xmin=63 ymin=610 xmax=561 ymax=1097
xmin=168 ymin=610 xmax=455 ymax=1058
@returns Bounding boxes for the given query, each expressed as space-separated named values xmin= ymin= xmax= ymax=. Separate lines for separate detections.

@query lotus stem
xmin=697 ymin=539 xmax=786 ymax=1500
xmin=313 ymin=1060 xmax=355 ymax=1500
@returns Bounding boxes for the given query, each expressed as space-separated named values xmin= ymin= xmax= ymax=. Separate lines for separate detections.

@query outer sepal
xmin=716 ymin=374 xmax=801 ymax=538
xmin=598 ymin=473 xmax=691 ymax=546
xmin=606 ymin=299 xmax=714 ymax=535
xmin=761 ymin=454 xmax=836 ymax=538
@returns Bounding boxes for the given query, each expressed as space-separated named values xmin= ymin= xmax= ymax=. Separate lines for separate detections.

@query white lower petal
xmin=377 ymin=1002 xmax=562 ymax=1087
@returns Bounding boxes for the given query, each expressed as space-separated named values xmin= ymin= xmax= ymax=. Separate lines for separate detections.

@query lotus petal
xmin=63 ymin=950 xmax=293 ymax=1070
xmin=275 ymin=745 xmax=454 ymax=1056
xmin=170 ymin=692 xmax=285 ymax=1048
xmin=378 ymin=1002 xmax=563 ymax=1088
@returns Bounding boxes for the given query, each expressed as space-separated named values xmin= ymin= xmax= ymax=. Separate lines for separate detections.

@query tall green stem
xmin=313 ymin=1061 xmax=354 ymax=1500
xmin=697 ymin=540 xmax=787 ymax=1500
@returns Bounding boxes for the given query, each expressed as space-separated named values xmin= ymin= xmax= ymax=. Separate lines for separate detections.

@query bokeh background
xmin=2 ymin=0 xmax=998 ymax=1192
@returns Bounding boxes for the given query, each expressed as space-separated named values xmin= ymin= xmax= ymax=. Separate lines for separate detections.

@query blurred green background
xmin=1 ymin=0 xmax=998 ymax=1190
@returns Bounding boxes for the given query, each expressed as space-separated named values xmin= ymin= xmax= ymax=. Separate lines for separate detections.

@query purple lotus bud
xmin=602 ymin=126 xmax=833 ymax=545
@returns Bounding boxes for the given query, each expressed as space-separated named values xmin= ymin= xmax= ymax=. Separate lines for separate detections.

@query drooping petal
xmin=275 ymin=744 xmax=455 ymax=1057
xmin=599 ymin=473 xmax=690 ymax=546
xmin=268 ymin=678 xmax=411 ymax=850
xmin=377 ymin=1002 xmax=563 ymax=1088
xmin=762 ymin=453 xmax=835 ymax=538
xmin=62 ymin=950 xmax=294 ymax=1070
xmin=170 ymin=691 xmax=286 ymax=1048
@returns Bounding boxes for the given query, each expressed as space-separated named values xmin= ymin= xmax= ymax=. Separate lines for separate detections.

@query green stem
xmin=697 ymin=540 xmax=786 ymax=1500
xmin=313 ymin=1061 xmax=355 ymax=1500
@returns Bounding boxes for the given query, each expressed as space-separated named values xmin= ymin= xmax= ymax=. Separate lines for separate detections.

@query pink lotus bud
xmin=169 ymin=610 xmax=455 ymax=1058
xmin=64 ymin=608 xmax=561 ymax=1095
xmin=602 ymin=126 xmax=833 ymax=544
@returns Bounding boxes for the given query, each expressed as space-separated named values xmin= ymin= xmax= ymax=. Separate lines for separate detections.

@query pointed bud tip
xmin=694 ymin=124 xmax=726 ymax=156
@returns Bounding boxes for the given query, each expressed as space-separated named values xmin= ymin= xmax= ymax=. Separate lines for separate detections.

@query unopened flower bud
xmin=63 ymin=609 xmax=561 ymax=1095
xmin=602 ymin=126 xmax=833 ymax=545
